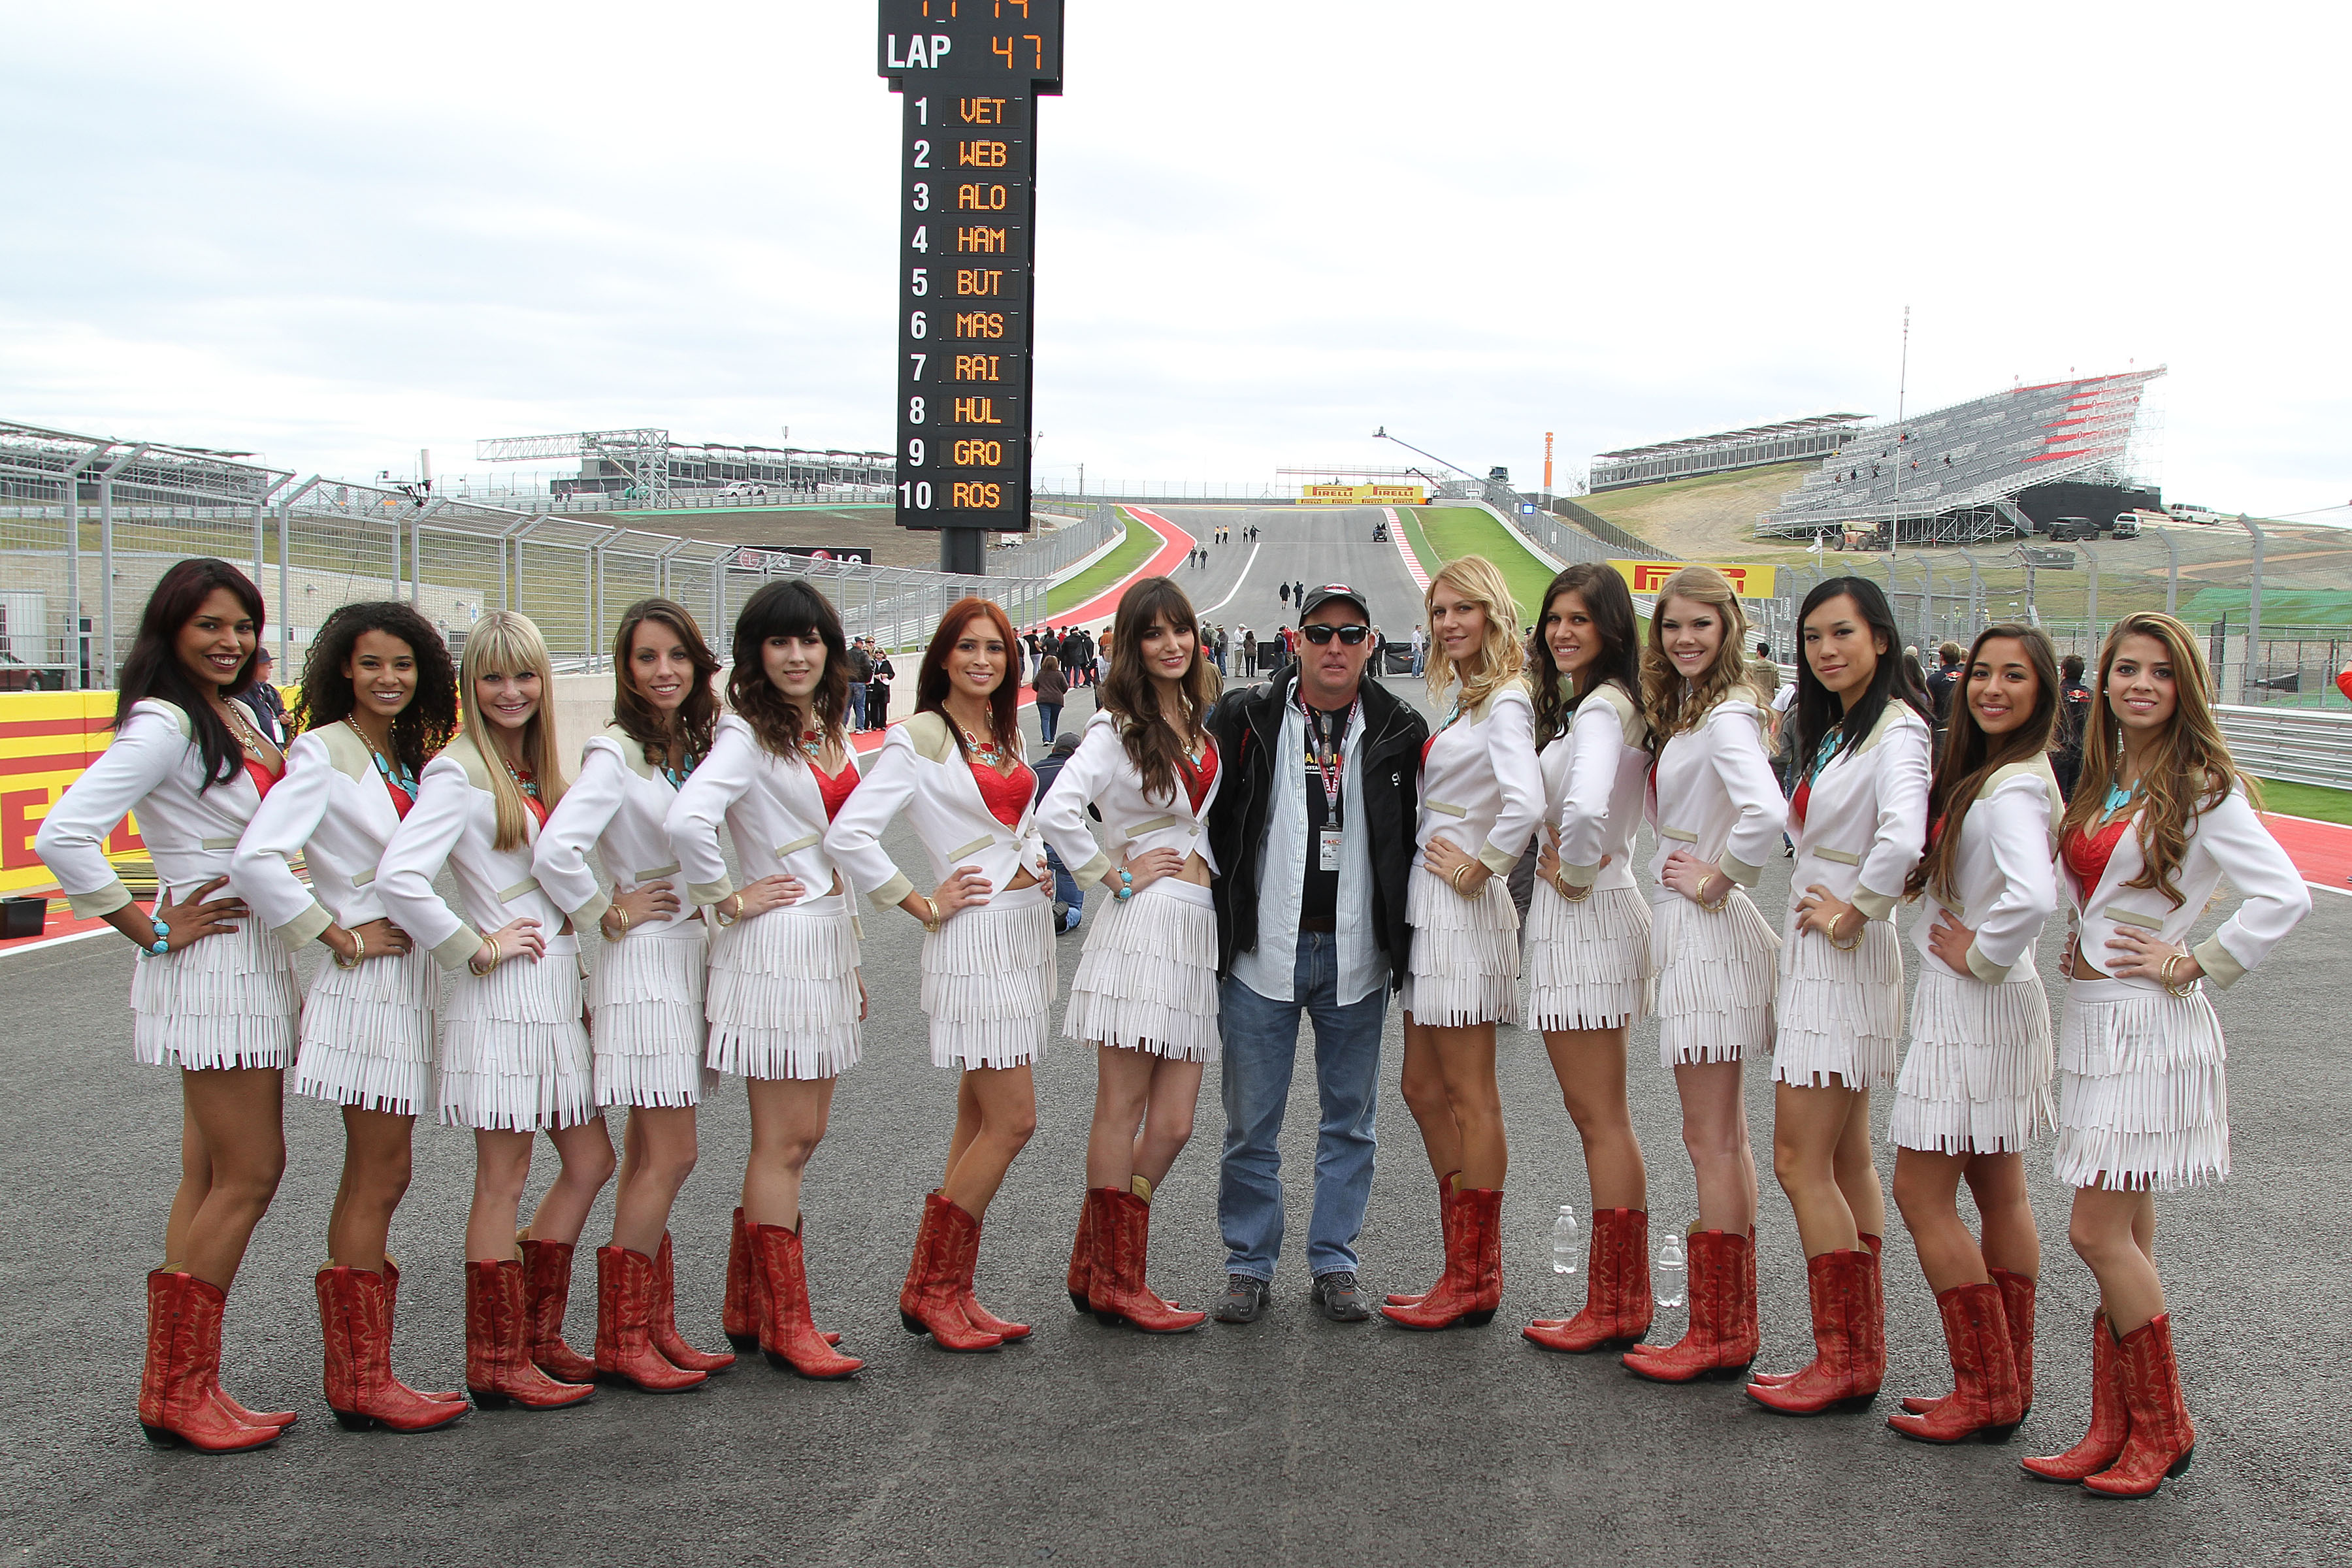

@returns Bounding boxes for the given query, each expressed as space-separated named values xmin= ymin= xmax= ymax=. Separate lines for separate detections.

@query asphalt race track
xmin=3 ymin=506 xmax=2346 ymax=1567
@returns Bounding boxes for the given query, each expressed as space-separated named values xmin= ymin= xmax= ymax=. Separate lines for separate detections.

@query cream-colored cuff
xmin=1719 ymin=852 xmax=1762 ymax=889
xmin=687 ymin=878 xmax=735 ymax=908
xmin=276 ymin=900 xmax=333 ymax=951
xmin=1560 ymin=860 xmax=1599 ymax=892
xmin=65 ymin=877 xmax=132 ymax=920
xmin=569 ymin=890 xmax=612 ymax=930
xmin=1963 ymin=939 xmax=2012 ymax=986
xmin=868 ymin=871 xmax=915 ymax=910
xmin=431 ymin=924 xmax=487 ymax=972
xmin=1071 ymin=851 xmax=1114 ymax=889
xmin=1850 ymin=885 xmax=1898 ymax=923
xmin=2191 ymin=933 xmax=2246 ymax=990
xmin=1478 ymin=843 xmax=1519 ymax=877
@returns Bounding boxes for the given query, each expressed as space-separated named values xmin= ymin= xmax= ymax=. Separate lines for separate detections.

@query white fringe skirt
xmin=130 ymin=908 xmax=300 ymax=1072
xmin=293 ymin=943 xmax=437 ymax=1114
xmin=592 ymin=928 xmax=715 ymax=1107
xmin=1403 ymin=863 xmax=1522 ymax=1028
xmin=2052 ymin=977 xmax=2229 ymax=1192
xmin=1888 ymin=965 xmax=2055 ymax=1154
xmin=704 ymin=898 xmax=862 ymax=1083
xmin=1524 ymin=881 xmax=1654 ymax=1032
xmin=436 ymin=936 xmax=597 ymax=1132
xmin=1772 ymin=918 xmax=1906 ymax=1089
xmin=924 ymin=883 xmax=1055 ymax=1070
xmin=1648 ymin=887 xmax=1780 ymax=1068
xmin=1063 ymin=878 xmax=1220 ymax=1061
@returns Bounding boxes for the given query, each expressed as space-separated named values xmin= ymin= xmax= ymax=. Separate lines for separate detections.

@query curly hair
xmin=289 ymin=600 xmax=457 ymax=781
xmin=1098 ymin=576 xmax=1221 ymax=804
xmin=1640 ymin=565 xmax=1754 ymax=743
xmin=1907 ymin=625 xmax=2059 ymax=903
xmin=1529 ymin=563 xmax=1641 ymax=749
xmin=727 ymin=580 xmax=847 ymax=762
xmin=1424 ymin=555 xmax=1525 ymax=712
xmin=610 ymin=597 xmax=719 ymax=767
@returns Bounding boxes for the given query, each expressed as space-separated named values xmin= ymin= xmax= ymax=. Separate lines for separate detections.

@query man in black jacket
xmin=1205 ymin=583 xmax=1428 ymax=1325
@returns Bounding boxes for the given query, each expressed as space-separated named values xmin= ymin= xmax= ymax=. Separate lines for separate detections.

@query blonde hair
xmin=2060 ymin=612 xmax=2259 ymax=908
xmin=1641 ymin=565 xmax=1754 ymax=742
xmin=1424 ymin=555 xmax=1524 ymax=711
xmin=456 ymin=610 xmax=566 ymax=851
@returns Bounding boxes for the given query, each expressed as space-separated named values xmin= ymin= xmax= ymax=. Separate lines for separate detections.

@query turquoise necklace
xmin=2102 ymin=777 xmax=2139 ymax=819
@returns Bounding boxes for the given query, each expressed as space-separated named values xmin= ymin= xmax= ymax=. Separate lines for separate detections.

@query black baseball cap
xmin=1298 ymin=583 xmax=1369 ymax=621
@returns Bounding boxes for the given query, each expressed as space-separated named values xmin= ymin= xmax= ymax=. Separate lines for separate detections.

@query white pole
xmin=1891 ymin=305 xmax=1908 ymax=558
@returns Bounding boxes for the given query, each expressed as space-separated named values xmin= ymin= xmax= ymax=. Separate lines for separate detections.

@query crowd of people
xmin=36 ymin=553 xmax=2311 ymax=1501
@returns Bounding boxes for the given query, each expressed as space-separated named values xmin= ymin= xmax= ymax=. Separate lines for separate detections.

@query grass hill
xmin=1570 ymin=461 xmax=1818 ymax=563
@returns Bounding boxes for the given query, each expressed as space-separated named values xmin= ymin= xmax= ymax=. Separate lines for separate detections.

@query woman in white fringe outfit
xmin=825 ymin=596 xmax=1054 ymax=1354
xmin=1037 ymin=576 xmax=1220 ymax=1336
xmin=1621 ymin=565 xmax=1782 ymax=1386
xmin=1880 ymin=623 xmax=2063 ymax=1445
xmin=535 ymin=597 xmax=740 ymax=1392
xmin=1381 ymin=555 xmax=1541 ymax=1332
xmin=233 ymin=600 xmax=467 ymax=1434
xmin=2021 ymin=613 xmax=2309 ymax=1497
xmin=1519 ymin=564 xmax=1659 ymax=1356
xmin=666 ymin=580 xmax=866 ymax=1381
xmin=378 ymin=610 xmax=610 ymax=1412
xmin=1744 ymin=577 xmax=1930 ymax=1417
xmin=36 ymin=559 xmax=300 ymax=1453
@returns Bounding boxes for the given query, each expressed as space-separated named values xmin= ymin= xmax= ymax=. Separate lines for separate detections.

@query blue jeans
xmin=1217 ymin=933 xmax=1386 ymax=1282
xmin=1045 ymin=845 xmax=1082 ymax=925
xmin=847 ymin=682 xmax=868 ymax=730
xmin=1037 ymin=702 xmax=1062 ymax=745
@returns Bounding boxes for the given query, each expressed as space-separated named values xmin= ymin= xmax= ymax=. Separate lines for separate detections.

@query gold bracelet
xmin=334 ymin=930 xmax=363 ymax=970
xmin=1697 ymin=886 xmax=1731 ymax=914
xmin=1556 ymin=870 xmax=1591 ymax=902
xmin=611 ymin=906 xmax=630 ymax=937
xmin=2161 ymin=953 xmax=2198 ymax=998
xmin=919 ymin=895 xmax=942 ymax=934
xmin=1450 ymin=863 xmax=1473 ymax=895
xmin=1828 ymin=921 xmax=1862 ymax=952
xmin=468 ymin=941 xmax=497 ymax=977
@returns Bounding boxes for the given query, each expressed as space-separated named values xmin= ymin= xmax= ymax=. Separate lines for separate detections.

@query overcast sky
xmin=5 ymin=2 xmax=2346 ymax=517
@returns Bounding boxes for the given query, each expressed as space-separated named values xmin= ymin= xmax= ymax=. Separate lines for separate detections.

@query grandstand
xmin=1759 ymin=368 xmax=2164 ymax=545
xmin=1590 ymin=415 xmax=1868 ymax=492
xmin=476 ymin=429 xmax=892 ymax=502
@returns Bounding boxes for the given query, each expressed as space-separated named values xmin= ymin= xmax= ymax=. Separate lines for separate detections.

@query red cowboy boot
xmin=1527 ymin=1207 xmax=1653 ymax=1353
xmin=2082 ymin=1315 xmax=2196 ymax=1497
xmin=1067 ymin=1188 xmax=1105 ymax=1313
xmin=137 ymin=1271 xmax=280 ymax=1452
xmin=1087 ymin=1189 xmax=1207 ymax=1333
xmin=518 ymin=1237 xmax=596 ymax=1383
xmin=752 ymin=1222 xmax=864 ymax=1379
xmin=2022 ymin=1312 xmax=2131 ymax=1482
xmin=1382 ymin=1186 xmax=1501 ymax=1330
xmin=464 ymin=1260 xmax=595 ymax=1411
xmin=952 ymin=1201 xmax=1031 ymax=1343
xmin=1995 ymin=1269 xmax=2036 ymax=1415
xmin=1746 ymin=1250 xmax=1878 ymax=1414
xmin=1886 ymin=1281 xmax=2023 ymax=1444
xmin=722 ymin=1207 xmax=758 ymax=1351
xmin=1386 ymin=1170 xmax=1461 ymax=1307
xmin=316 ymin=1266 xmax=468 ymax=1433
xmin=1624 ymin=1229 xmax=1753 ymax=1382
xmin=593 ymin=1247 xmax=706 ymax=1393
xmin=649 ymin=1232 xmax=735 ymax=1374
xmin=898 ymin=1192 xmax=1004 ymax=1352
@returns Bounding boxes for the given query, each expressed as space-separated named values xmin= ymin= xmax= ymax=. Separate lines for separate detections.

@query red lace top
xmin=972 ymin=758 xmax=1035 ymax=828
xmin=510 ymin=768 xmax=549 ymax=830
xmin=1180 ymin=740 xmax=1218 ymax=813
xmin=383 ymin=777 xmax=414 ymax=819
xmin=2061 ymin=815 xmax=2132 ymax=899
xmin=1789 ymin=776 xmax=1812 ymax=831
xmin=813 ymin=757 xmax=858 ymax=822
xmin=242 ymin=758 xmax=282 ymax=801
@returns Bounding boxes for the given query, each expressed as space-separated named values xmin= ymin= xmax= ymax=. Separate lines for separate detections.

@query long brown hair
xmin=1531 ymin=563 xmax=1641 ymax=749
xmin=1641 ymin=564 xmax=1754 ymax=745
xmin=2059 ymin=612 xmax=2258 ymax=907
xmin=728 ymin=580 xmax=847 ymax=762
xmin=114 ymin=557 xmax=268 ymax=791
xmin=1100 ymin=576 xmax=1221 ymax=803
xmin=611 ymin=597 xmax=719 ymax=768
xmin=1424 ymin=555 xmax=1524 ymax=711
xmin=1907 ymin=624 xmax=2059 ymax=902
xmin=293 ymin=600 xmax=458 ymax=781
xmin=455 ymin=610 xmax=566 ymax=852
xmin=917 ymin=596 xmax=1021 ymax=758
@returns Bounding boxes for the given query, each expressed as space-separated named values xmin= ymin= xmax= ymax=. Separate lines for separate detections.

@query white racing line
xmin=1195 ymin=541 xmax=1263 ymax=615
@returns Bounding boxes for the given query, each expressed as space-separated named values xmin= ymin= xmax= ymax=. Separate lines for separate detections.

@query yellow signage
xmin=1610 ymin=559 xmax=1777 ymax=600
xmin=1298 ymin=483 xmax=1426 ymax=506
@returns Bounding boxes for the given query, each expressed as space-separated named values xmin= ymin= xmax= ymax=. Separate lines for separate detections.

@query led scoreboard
xmin=877 ymin=1 xmax=1063 ymax=570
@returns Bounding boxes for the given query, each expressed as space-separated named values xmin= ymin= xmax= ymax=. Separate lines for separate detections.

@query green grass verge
xmin=2257 ymin=779 xmax=2352 ymax=825
xmin=1046 ymin=509 xmax=1158 ymax=616
xmin=1401 ymin=506 xmax=1563 ymax=626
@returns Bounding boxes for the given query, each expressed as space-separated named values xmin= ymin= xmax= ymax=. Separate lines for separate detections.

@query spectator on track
xmin=846 ymin=636 xmax=874 ymax=730
xmin=1925 ymin=640 xmax=1965 ymax=738
xmin=869 ymin=646 xmax=895 ymax=730
xmin=1033 ymin=653 xmax=1066 ymax=744
xmin=1279 ymin=582 xmax=1290 ymax=608
xmin=1243 ymin=628 xmax=1256 ymax=672
xmin=2051 ymin=652 xmax=2092 ymax=800
xmin=1033 ymin=732 xmax=1086 ymax=935
xmin=243 ymin=646 xmax=291 ymax=747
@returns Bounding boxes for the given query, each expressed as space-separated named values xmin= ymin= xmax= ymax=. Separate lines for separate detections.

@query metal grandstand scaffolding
xmin=472 ymin=430 xmax=894 ymax=506
xmin=1591 ymin=416 xmax=1869 ymax=491
xmin=476 ymin=429 xmax=674 ymax=501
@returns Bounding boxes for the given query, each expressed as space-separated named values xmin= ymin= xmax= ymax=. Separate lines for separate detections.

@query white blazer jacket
xmin=824 ymin=711 xmax=1047 ymax=911
xmin=1645 ymin=694 xmax=1784 ymax=893
xmin=378 ymin=733 xmax=567 ymax=970
xmin=39 ymin=697 xmax=276 ymax=919
xmin=1416 ymin=676 xmax=1543 ymax=877
xmin=666 ymin=714 xmax=856 ymax=909
xmin=1546 ymin=680 xmax=1648 ymax=894
xmin=2063 ymin=784 xmax=2310 ymax=991
xmin=1912 ymin=759 xmax=2063 ymax=984
xmin=1036 ymin=708 xmax=1224 ymax=890
xmin=232 ymin=722 xmax=412 ymax=948
xmin=1786 ymin=702 xmax=1932 ymax=924
xmin=535 ymin=725 xmax=699 ymax=936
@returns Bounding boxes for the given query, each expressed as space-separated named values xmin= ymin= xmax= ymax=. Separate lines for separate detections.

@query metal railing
xmin=2213 ymin=704 xmax=2352 ymax=792
xmin=985 ymin=503 xmax=1121 ymax=580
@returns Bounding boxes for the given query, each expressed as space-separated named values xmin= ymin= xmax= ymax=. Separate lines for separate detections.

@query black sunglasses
xmin=1301 ymin=624 xmax=1371 ymax=645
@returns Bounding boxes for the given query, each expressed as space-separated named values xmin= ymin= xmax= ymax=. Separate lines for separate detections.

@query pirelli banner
xmin=1299 ymin=483 xmax=1426 ymax=506
xmin=0 ymin=692 xmax=143 ymax=898
xmin=1610 ymin=559 xmax=1777 ymax=600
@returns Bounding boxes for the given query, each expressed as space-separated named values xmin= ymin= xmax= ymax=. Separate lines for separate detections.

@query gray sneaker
xmin=1212 ymin=1274 xmax=1271 ymax=1324
xmin=1310 ymin=1271 xmax=1371 ymax=1322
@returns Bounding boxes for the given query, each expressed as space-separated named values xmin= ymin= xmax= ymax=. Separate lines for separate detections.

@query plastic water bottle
xmin=1551 ymin=1203 xmax=1580 ymax=1275
xmin=1655 ymin=1231 xmax=1688 ymax=1309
